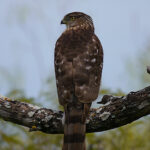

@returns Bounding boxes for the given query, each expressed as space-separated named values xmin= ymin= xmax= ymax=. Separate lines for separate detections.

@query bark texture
xmin=0 ymin=85 xmax=150 ymax=134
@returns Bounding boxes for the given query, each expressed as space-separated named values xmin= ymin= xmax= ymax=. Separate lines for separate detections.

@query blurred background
xmin=0 ymin=0 xmax=150 ymax=149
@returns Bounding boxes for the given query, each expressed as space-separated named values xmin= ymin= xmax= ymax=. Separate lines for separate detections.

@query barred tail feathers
xmin=63 ymin=103 xmax=91 ymax=150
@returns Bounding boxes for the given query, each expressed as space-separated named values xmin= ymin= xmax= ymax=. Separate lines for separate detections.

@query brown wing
xmin=55 ymin=34 xmax=103 ymax=105
xmin=55 ymin=34 xmax=77 ymax=105
xmin=73 ymin=35 xmax=103 ymax=103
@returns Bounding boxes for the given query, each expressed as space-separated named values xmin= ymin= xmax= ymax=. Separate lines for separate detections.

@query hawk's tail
xmin=62 ymin=103 xmax=91 ymax=150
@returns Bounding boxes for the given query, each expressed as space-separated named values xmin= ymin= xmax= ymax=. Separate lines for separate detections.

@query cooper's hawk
xmin=54 ymin=12 xmax=103 ymax=150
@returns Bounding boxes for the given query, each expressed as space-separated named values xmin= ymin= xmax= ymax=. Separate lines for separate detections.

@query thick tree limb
xmin=0 ymin=86 xmax=150 ymax=134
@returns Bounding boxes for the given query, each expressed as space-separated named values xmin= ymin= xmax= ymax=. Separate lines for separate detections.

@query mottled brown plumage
xmin=54 ymin=12 xmax=103 ymax=150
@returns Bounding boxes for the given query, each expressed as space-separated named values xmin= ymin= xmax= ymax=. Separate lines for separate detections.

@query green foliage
xmin=0 ymin=86 xmax=63 ymax=150
xmin=126 ymin=43 xmax=150 ymax=89
xmin=100 ymin=88 xmax=125 ymax=96
xmin=86 ymin=119 xmax=150 ymax=150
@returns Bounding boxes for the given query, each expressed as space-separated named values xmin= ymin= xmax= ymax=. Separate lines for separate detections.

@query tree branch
xmin=0 ymin=85 xmax=150 ymax=134
xmin=147 ymin=66 xmax=150 ymax=74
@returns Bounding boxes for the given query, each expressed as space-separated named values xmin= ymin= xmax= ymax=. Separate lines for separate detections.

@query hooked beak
xmin=61 ymin=19 xmax=66 ymax=24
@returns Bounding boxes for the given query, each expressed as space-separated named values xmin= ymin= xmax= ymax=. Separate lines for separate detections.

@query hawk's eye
xmin=70 ymin=16 xmax=76 ymax=21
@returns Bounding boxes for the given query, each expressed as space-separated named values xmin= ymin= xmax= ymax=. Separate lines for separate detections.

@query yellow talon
xmin=32 ymin=126 xmax=37 ymax=129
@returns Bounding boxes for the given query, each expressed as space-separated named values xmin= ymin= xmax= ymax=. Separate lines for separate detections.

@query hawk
xmin=54 ymin=12 xmax=103 ymax=150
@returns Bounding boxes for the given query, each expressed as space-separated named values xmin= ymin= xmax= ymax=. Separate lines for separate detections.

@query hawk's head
xmin=61 ymin=12 xmax=93 ymax=29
